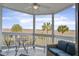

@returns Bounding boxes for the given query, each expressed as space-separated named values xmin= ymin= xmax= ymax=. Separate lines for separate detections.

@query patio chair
xmin=0 ymin=50 xmax=5 ymax=56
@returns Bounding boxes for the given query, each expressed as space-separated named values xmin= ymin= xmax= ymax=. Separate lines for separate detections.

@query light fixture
xmin=33 ymin=3 xmax=40 ymax=10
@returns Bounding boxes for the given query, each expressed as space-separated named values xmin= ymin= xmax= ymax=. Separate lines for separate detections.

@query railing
xmin=2 ymin=32 xmax=75 ymax=49
xmin=35 ymin=34 xmax=52 ymax=47
xmin=2 ymin=32 xmax=33 ymax=46
xmin=54 ymin=35 xmax=75 ymax=44
xmin=2 ymin=32 xmax=52 ymax=48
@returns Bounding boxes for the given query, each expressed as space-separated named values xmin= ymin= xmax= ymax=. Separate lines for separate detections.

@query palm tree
xmin=42 ymin=22 xmax=51 ymax=34
xmin=11 ymin=24 xmax=22 ymax=32
xmin=46 ymin=22 xmax=51 ymax=34
xmin=57 ymin=25 xmax=69 ymax=35
xmin=42 ymin=23 xmax=46 ymax=34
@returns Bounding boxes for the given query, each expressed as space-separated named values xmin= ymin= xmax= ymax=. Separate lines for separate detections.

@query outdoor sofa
xmin=47 ymin=41 xmax=76 ymax=56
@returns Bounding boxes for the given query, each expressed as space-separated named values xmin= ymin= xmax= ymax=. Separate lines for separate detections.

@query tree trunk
xmin=62 ymin=32 xmax=64 ymax=35
xmin=47 ymin=31 xmax=48 ymax=34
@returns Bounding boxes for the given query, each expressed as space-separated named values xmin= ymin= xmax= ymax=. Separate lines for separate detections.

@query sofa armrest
xmin=47 ymin=44 xmax=57 ymax=56
xmin=47 ymin=44 xmax=57 ymax=48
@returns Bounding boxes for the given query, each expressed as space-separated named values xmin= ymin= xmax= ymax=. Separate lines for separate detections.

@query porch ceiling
xmin=2 ymin=3 xmax=73 ymax=15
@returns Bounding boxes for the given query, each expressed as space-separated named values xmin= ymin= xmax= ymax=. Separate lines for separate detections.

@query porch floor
xmin=1 ymin=46 xmax=47 ymax=56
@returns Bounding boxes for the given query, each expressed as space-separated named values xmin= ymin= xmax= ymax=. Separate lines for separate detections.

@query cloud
xmin=54 ymin=15 xmax=75 ymax=25
xmin=35 ymin=15 xmax=75 ymax=30
xmin=2 ymin=17 xmax=12 ymax=20
xmin=55 ymin=15 xmax=72 ymax=21
xmin=72 ymin=5 xmax=75 ymax=9
xmin=36 ymin=17 xmax=52 ymax=23
xmin=3 ymin=8 xmax=75 ymax=30
xmin=54 ymin=15 xmax=68 ymax=20
xmin=55 ymin=21 xmax=75 ymax=25
xmin=12 ymin=11 xmax=32 ymax=18
xmin=19 ymin=19 xmax=33 ymax=24
xmin=54 ymin=15 xmax=75 ymax=30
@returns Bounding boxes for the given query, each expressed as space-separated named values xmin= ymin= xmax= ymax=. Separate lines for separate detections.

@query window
xmin=35 ymin=15 xmax=52 ymax=46
xmin=54 ymin=5 xmax=75 ymax=43
xmin=35 ymin=15 xmax=52 ymax=35
xmin=2 ymin=8 xmax=33 ymax=33
xmin=2 ymin=8 xmax=33 ymax=47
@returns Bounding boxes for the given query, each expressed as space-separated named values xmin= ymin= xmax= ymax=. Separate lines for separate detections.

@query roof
xmin=2 ymin=3 xmax=74 ymax=15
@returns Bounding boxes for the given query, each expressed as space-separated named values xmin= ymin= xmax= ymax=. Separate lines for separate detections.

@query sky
xmin=2 ymin=5 xmax=75 ymax=30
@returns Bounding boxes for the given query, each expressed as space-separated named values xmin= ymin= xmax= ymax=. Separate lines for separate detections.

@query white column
xmin=33 ymin=15 xmax=35 ymax=48
xmin=0 ymin=4 xmax=3 ymax=50
xmin=52 ymin=14 xmax=54 ymax=44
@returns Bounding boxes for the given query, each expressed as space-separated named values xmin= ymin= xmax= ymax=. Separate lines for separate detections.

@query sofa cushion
xmin=0 ymin=54 xmax=5 ymax=56
xmin=49 ymin=48 xmax=70 ymax=56
xmin=19 ymin=54 xmax=28 ymax=56
xmin=57 ymin=41 xmax=67 ymax=51
xmin=66 ymin=42 xmax=75 ymax=55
